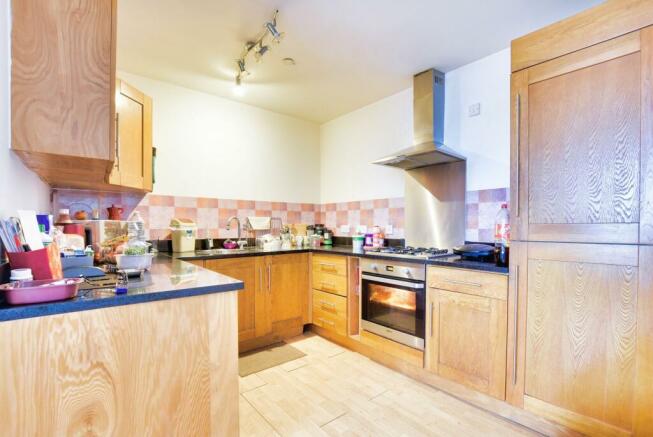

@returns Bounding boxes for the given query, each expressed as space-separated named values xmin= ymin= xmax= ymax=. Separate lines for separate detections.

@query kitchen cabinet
xmin=425 ymin=266 xmax=508 ymax=400
xmin=11 ymin=0 xmax=117 ymax=189
xmin=311 ymin=254 xmax=348 ymax=337
xmin=511 ymin=26 xmax=653 ymax=245
xmin=108 ymin=79 xmax=153 ymax=191
xmin=268 ymin=253 xmax=310 ymax=330
xmin=507 ymin=242 xmax=652 ymax=436
xmin=204 ymin=257 xmax=268 ymax=344
xmin=202 ymin=253 xmax=309 ymax=352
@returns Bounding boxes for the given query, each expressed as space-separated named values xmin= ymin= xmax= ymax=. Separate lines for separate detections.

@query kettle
xmin=107 ymin=204 xmax=124 ymax=220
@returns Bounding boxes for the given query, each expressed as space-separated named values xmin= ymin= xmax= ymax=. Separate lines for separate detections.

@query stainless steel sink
xmin=195 ymin=248 xmax=254 ymax=256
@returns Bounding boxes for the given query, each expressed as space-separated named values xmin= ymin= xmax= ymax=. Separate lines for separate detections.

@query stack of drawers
xmin=312 ymin=254 xmax=348 ymax=336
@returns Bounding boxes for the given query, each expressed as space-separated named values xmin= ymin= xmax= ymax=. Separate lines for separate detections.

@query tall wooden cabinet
xmin=509 ymin=2 xmax=653 ymax=434
xmin=511 ymin=28 xmax=653 ymax=244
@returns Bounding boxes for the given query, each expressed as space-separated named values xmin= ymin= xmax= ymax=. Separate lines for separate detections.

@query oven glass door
xmin=361 ymin=274 xmax=425 ymax=339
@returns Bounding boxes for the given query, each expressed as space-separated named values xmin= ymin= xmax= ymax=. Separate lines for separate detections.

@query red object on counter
xmin=6 ymin=244 xmax=63 ymax=280
xmin=63 ymin=224 xmax=85 ymax=239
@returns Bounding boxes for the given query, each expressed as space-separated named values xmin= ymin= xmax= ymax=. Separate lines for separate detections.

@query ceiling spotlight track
xmin=234 ymin=9 xmax=285 ymax=91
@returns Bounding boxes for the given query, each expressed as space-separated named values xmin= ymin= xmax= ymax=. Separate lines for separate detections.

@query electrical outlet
xmin=339 ymin=225 xmax=350 ymax=234
xmin=356 ymin=225 xmax=367 ymax=234
xmin=385 ymin=224 xmax=393 ymax=235
xmin=468 ymin=102 xmax=481 ymax=117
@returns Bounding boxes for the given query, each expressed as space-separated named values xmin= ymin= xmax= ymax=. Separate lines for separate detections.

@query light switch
xmin=468 ymin=102 xmax=481 ymax=117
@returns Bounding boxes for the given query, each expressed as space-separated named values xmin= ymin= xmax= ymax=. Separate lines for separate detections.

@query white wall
xmin=320 ymin=90 xmax=412 ymax=203
xmin=0 ymin=1 xmax=50 ymax=217
xmin=320 ymin=48 xmax=511 ymax=203
xmin=119 ymin=72 xmax=321 ymax=203
xmin=445 ymin=48 xmax=511 ymax=191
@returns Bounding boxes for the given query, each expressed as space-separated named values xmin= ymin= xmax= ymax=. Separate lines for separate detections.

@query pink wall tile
xmin=148 ymin=194 xmax=174 ymax=207
xmin=255 ymin=201 xmax=272 ymax=210
xmin=197 ymin=197 xmax=220 ymax=208
xmin=373 ymin=198 xmax=389 ymax=208
xmin=325 ymin=203 xmax=336 ymax=211
xmin=287 ymin=211 xmax=301 ymax=223
xmin=237 ymin=200 xmax=255 ymax=209
xmin=361 ymin=200 xmax=373 ymax=209
xmin=219 ymin=199 xmax=237 ymax=209
xmin=174 ymin=207 xmax=197 ymax=221
xmin=271 ymin=202 xmax=287 ymax=211
xmin=287 ymin=203 xmax=301 ymax=212
xmin=149 ymin=206 xmax=175 ymax=229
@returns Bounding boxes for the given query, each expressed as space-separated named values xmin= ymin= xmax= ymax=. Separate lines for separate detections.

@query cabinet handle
xmin=115 ymin=112 xmax=120 ymax=170
xmin=319 ymin=318 xmax=336 ymax=327
xmin=512 ymin=265 xmax=520 ymax=386
xmin=259 ymin=267 xmax=263 ymax=290
xmin=430 ymin=301 xmax=435 ymax=337
xmin=320 ymin=300 xmax=336 ymax=309
xmin=267 ymin=264 xmax=271 ymax=293
xmin=320 ymin=263 xmax=337 ymax=272
xmin=321 ymin=281 xmax=336 ymax=290
xmin=515 ymin=93 xmax=520 ymax=218
xmin=439 ymin=278 xmax=482 ymax=288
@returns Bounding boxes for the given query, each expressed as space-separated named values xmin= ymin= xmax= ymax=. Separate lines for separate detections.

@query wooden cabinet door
xmin=11 ymin=0 xmax=117 ymax=188
xmin=268 ymin=253 xmax=309 ymax=330
xmin=425 ymin=287 xmax=507 ymax=400
xmin=511 ymin=28 xmax=653 ymax=244
xmin=204 ymin=257 xmax=271 ymax=343
xmin=508 ymin=242 xmax=652 ymax=436
xmin=109 ymin=79 xmax=153 ymax=191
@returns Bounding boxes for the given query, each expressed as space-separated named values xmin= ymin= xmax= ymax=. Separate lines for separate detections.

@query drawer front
xmin=312 ymin=289 xmax=347 ymax=336
xmin=427 ymin=266 xmax=508 ymax=300
xmin=312 ymin=270 xmax=347 ymax=296
xmin=312 ymin=255 xmax=347 ymax=277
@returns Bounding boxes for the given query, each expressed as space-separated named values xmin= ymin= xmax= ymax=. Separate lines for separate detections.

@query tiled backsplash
xmin=53 ymin=187 xmax=508 ymax=243
xmin=465 ymin=187 xmax=509 ymax=243
xmin=320 ymin=198 xmax=405 ymax=238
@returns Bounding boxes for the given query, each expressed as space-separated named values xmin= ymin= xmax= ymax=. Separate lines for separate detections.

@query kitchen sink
xmin=195 ymin=248 xmax=255 ymax=256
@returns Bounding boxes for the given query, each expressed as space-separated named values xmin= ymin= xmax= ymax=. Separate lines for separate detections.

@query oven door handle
xmin=361 ymin=274 xmax=424 ymax=289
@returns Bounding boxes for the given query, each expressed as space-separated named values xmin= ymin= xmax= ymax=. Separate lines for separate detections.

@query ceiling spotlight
xmin=236 ymin=58 xmax=250 ymax=77
xmin=233 ymin=74 xmax=245 ymax=96
xmin=265 ymin=10 xmax=284 ymax=43
xmin=254 ymin=43 xmax=270 ymax=62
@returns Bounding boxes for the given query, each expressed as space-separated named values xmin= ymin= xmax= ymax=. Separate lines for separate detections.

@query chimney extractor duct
xmin=373 ymin=69 xmax=465 ymax=169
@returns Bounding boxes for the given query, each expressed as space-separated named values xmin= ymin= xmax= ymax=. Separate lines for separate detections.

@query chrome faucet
xmin=226 ymin=216 xmax=247 ymax=248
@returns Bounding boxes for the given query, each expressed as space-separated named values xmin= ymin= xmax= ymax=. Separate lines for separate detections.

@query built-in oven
xmin=360 ymin=258 xmax=425 ymax=350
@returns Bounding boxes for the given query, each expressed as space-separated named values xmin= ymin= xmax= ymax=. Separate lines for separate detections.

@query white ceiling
xmin=117 ymin=0 xmax=601 ymax=123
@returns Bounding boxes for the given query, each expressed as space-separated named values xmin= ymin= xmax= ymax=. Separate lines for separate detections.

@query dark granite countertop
xmin=0 ymin=255 xmax=243 ymax=322
xmin=427 ymin=256 xmax=509 ymax=274
xmin=175 ymin=246 xmax=507 ymax=272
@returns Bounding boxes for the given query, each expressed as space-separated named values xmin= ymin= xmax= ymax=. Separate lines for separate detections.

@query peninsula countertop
xmin=0 ymin=255 xmax=243 ymax=322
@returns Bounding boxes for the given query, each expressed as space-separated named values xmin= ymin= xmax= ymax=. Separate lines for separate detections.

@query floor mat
xmin=239 ymin=342 xmax=306 ymax=377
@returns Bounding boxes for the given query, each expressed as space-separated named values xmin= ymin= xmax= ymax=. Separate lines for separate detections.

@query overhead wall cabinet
xmin=11 ymin=0 xmax=152 ymax=192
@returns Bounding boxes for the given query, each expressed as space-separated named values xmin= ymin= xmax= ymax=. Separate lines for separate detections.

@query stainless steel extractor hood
xmin=373 ymin=69 xmax=465 ymax=169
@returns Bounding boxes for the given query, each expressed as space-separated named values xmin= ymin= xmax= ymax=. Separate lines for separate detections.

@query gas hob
xmin=364 ymin=246 xmax=451 ymax=260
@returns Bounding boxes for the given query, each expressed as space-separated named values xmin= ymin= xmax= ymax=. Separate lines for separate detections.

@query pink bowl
xmin=0 ymin=278 xmax=83 ymax=305
xmin=223 ymin=240 xmax=239 ymax=249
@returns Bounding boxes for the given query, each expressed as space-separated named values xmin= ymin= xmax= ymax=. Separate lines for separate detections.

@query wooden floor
xmin=239 ymin=334 xmax=539 ymax=436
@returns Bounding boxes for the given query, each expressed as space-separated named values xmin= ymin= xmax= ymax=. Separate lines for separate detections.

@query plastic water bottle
xmin=494 ymin=203 xmax=510 ymax=267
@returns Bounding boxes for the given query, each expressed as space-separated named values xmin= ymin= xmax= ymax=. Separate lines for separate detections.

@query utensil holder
xmin=6 ymin=244 xmax=62 ymax=280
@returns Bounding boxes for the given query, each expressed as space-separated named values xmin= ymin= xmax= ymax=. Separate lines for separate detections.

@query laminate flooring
xmin=239 ymin=334 xmax=539 ymax=436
